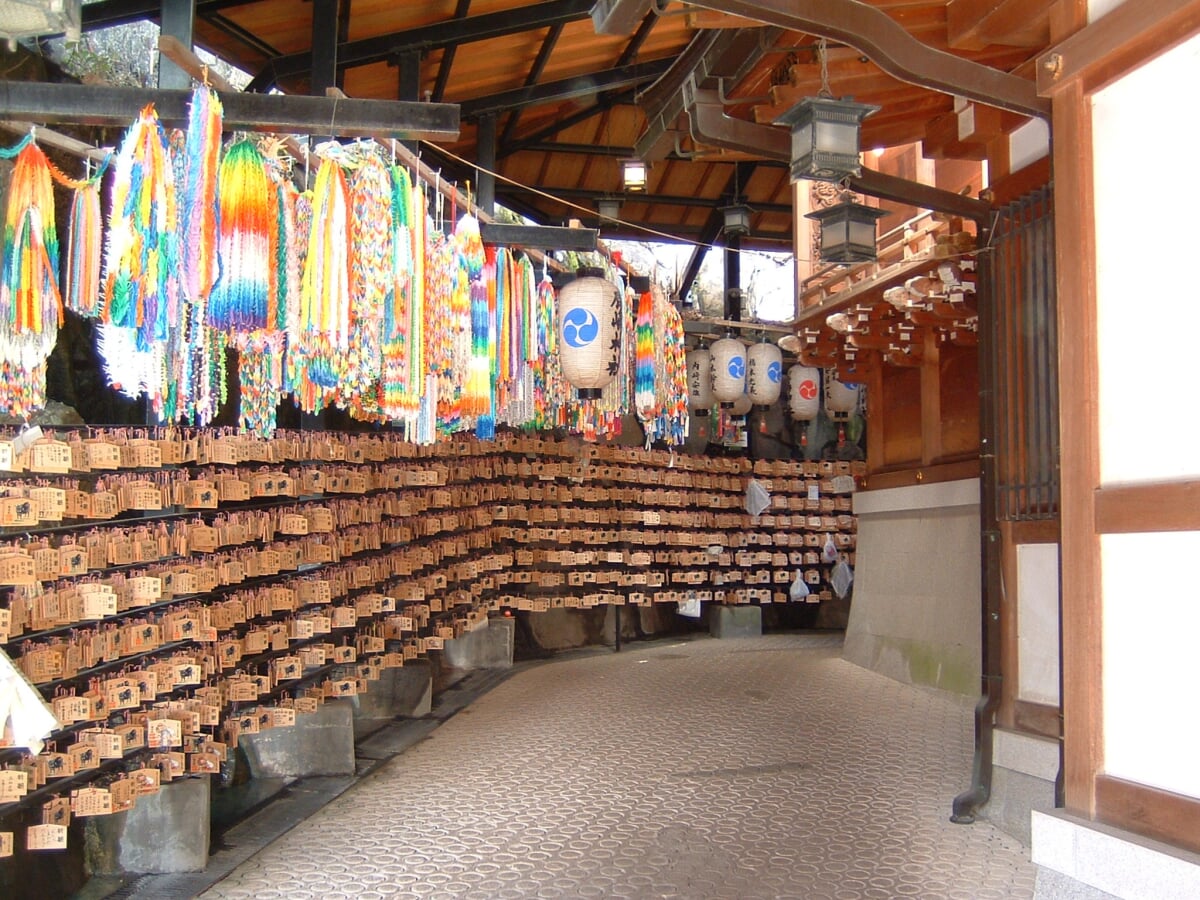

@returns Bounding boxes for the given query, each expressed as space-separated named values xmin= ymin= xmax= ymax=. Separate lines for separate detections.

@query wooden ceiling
xmin=79 ymin=0 xmax=1057 ymax=250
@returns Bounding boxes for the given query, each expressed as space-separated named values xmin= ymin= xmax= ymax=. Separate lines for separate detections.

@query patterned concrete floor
xmin=200 ymin=634 xmax=1036 ymax=900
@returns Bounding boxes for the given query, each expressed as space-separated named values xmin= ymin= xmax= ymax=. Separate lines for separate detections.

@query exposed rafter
xmin=431 ymin=0 xmax=472 ymax=103
xmin=202 ymin=12 xmax=280 ymax=60
xmin=501 ymin=89 xmax=638 ymax=158
xmin=499 ymin=21 xmax=565 ymax=146
xmin=246 ymin=0 xmax=593 ymax=93
xmin=460 ymin=58 xmax=672 ymax=120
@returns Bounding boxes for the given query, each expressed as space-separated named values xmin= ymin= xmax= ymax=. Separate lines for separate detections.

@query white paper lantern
xmin=558 ymin=274 xmax=620 ymax=399
xmin=825 ymin=371 xmax=861 ymax=421
xmin=709 ymin=337 xmax=746 ymax=405
xmin=685 ymin=348 xmax=714 ymax=413
xmin=730 ymin=387 xmax=753 ymax=417
xmin=747 ymin=342 xmax=783 ymax=406
xmin=788 ymin=365 xmax=821 ymax=421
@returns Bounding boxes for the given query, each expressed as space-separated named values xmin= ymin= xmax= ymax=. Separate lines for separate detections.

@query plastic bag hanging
xmin=745 ymin=479 xmax=771 ymax=517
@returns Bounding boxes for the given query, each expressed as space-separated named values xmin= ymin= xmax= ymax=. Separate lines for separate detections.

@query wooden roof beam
xmin=431 ymin=0 xmax=473 ymax=103
xmin=459 ymin=58 xmax=672 ymax=120
xmin=682 ymin=0 xmax=1050 ymax=118
xmin=0 ymin=80 xmax=460 ymax=141
xmin=499 ymin=88 xmax=637 ymax=158
xmin=246 ymin=0 xmax=593 ymax=93
xmin=947 ymin=0 xmax=1052 ymax=51
xmin=498 ymin=21 xmax=566 ymax=146
xmin=81 ymin=0 xmax=246 ymax=31
xmin=635 ymin=28 xmax=782 ymax=162
xmin=682 ymin=85 xmax=990 ymax=221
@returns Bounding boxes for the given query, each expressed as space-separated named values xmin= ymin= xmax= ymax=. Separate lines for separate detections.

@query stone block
xmin=444 ymin=618 xmax=514 ymax=670
xmin=986 ymin=728 xmax=1059 ymax=846
xmin=602 ymin=604 xmax=640 ymax=646
xmin=709 ymin=605 xmax=762 ymax=638
xmin=637 ymin=603 xmax=675 ymax=636
xmin=526 ymin=607 xmax=606 ymax=650
xmin=87 ymin=776 xmax=211 ymax=874
xmin=352 ymin=660 xmax=433 ymax=723
xmin=240 ymin=699 xmax=355 ymax=778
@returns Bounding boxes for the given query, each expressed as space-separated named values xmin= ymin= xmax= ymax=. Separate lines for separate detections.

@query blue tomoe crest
xmin=728 ymin=356 xmax=745 ymax=379
xmin=562 ymin=307 xmax=600 ymax=348
xmin=767 ymin=361 xmax=782 ymax=383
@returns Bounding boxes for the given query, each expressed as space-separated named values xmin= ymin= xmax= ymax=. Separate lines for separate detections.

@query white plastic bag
xmin=745 ymin=479 xmax=771 ymax=517
xmin=789 ymin=572 xmax=810 ymax=601
xmin=821 ymin=535 xmax=838 ymax=564
xmin=831 ymin=560 xmax=854 ymax=599
xmin=677 ymin=593 xmax=702 ymax=618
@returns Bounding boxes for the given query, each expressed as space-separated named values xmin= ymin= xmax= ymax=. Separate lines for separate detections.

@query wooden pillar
xmin=310 ymin=0 xmax=340 ymax=97
xmin=158 ymin=0 xmax=195 ymax=99
xmin=792 ymin=180 xmax=816 ymax=317
xmin=1053 ymin=76 xmax=1101 ymax=819
xmin=476 ymin=113 xmax=497 ymax=216
xmin=920 ymin=329 xmax=942 ymax=465
xmin=397 ymin=50 xmax=422 ymax=153
xmin=724 ymin=233 xmax=741 ymax=320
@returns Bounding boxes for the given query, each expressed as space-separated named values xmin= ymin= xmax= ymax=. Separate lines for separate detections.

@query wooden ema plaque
xmin=26 ymin=823 xmax=68 ymax=851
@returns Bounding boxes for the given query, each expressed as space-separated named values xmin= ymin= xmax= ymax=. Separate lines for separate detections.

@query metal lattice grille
xmin=992 ymin=185 xmax=1059 ymax=521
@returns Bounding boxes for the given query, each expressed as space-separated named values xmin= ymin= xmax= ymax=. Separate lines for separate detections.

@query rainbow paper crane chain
xmin=0 ymin=140 xmax=64 ymax=417
xmin=207 ymin=139 xmax=272 ymax=332
xmin=102 ymin=104 xmax=177 ymax=349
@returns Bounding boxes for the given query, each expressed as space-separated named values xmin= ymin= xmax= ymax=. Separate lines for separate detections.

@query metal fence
xmin=991 ymin=185 xmax=1059 ymax=521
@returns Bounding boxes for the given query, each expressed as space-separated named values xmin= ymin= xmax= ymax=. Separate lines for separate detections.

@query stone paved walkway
xmin=200 ymin=634 xmax=1036 ymax=900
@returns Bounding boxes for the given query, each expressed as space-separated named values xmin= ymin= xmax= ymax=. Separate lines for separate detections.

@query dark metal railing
xmin=991 ymin=185 xmax=1059 ymax=521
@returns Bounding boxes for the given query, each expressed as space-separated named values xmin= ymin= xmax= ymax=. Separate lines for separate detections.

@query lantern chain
xmin=818 ymin=38 xmax=832 ymax=98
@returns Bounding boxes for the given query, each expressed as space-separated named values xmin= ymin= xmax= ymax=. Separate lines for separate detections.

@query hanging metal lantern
xmin=788 ymin=365 xmax=821 ymax=421
xmin=747 ymin=342 xmax=783 ymax=407
xmin=709 ymin=336 xmax=746 ymax=406
xmin=775 ymin=95 xmax=879 ymax=183
xmin=825 ymin=371 xmax=861 ymax=421
xmin=685 ymin=347 xmax=714 ymax=414
xmin=806 ymin=195 xmax=888 ymax=265
xmin=558 ymin=270 xmax=620 ymax=399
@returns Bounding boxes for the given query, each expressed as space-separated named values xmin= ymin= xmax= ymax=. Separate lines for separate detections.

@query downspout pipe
xmin=951 ymin=216 xmax=1003 ymax=824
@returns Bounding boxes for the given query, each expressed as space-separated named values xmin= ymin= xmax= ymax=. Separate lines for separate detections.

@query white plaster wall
xmin=1008 ymin=118 xmax=1049 ymax=174
xmin=1016 ymin=543 xmax=1060 ymax=706
xmin=1101 ymin=532 xmax=1200 ymax=800
xmin=844 ymin=480 xmax=981 ymax=694
xmin=1094 ymin=34 xmax=1200 ymax=486
xmin=1092 ymin=33 xmax=1200 ymax=803
xmin=1088 ymin=0 xmax=1125 ymax=23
